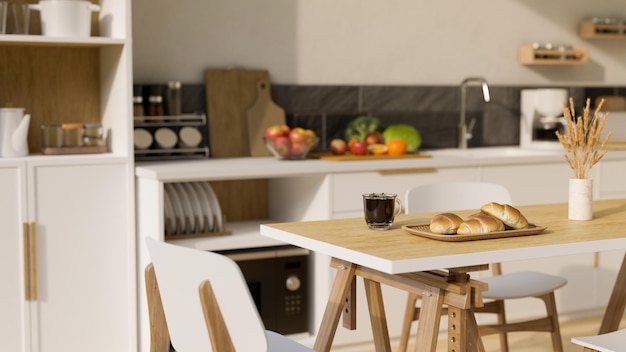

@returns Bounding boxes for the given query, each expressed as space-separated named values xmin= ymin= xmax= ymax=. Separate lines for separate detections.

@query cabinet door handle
xmin=377 ymin=167 xmax=437 ymax=175
xmin=29 ymin=222 xmax=38 ymax=301
xmin=23 ymin=223 xmax=30 ymax=301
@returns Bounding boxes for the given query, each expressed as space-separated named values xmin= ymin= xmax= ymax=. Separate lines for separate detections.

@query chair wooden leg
xmin=145 ymin=263 xmax=171 ymax=352
xmin=494 ymin=299 xmax=509 ymax=352
xmin=539 ymin=292 xmax=564 ymax=352
xmin=398 ymin=292 xmax=419 ymax=352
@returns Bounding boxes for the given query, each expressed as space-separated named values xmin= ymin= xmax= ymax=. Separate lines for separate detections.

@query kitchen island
xmin=135 ymin=148 xmax=626 ymax=351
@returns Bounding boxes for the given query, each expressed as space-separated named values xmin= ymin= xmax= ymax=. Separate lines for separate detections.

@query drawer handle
xmin=23 ymin=223 xmax=30 ymax=301
xmin=29 ymin=222 xmax=37 ymax=301
xmin=377 ymin=168 xmax=437 ymax=175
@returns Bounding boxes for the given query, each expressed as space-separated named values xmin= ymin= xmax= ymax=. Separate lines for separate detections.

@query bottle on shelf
xmin=147 ymin=85 xmax=164 ymax=116
xmin=167 ymin=81 xmax=182 ymax=116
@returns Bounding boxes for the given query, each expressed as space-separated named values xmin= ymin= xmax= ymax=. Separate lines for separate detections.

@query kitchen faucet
xmin=459 ymin=77 xmax=490 ymax=149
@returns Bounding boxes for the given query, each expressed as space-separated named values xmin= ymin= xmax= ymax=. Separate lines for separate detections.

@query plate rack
xmin=164 ymin=213 xmax=232 ymax=241
xmin=134 ymin=113 xmax=210 ymax=161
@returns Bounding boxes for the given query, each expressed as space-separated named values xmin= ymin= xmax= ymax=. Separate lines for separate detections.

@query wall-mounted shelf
xmin=518 ymin=45 xmax=589 ymax=65
xmin=579 ymin=20 xmax=626 ymax=39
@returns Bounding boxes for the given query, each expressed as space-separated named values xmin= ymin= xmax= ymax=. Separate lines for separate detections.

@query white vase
xmin=568 ymin=178 xmax=593 ymax=221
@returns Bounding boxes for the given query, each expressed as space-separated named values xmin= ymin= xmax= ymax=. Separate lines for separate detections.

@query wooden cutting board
xmin=307 ymin=152 xmax=432 ymax=161
xmin=205 ymin=69 xmax=270 ymax=157
xmin=246 ymin=80 xmax=286 ymax=156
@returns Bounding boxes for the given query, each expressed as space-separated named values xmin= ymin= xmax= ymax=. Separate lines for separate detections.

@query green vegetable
xmin=382 ymin=124 xmax=422 ymax=152
xmin=344 ymin=115 xmax=381 ymax=142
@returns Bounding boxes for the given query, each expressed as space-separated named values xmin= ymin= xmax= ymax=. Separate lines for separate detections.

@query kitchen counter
xmin=134 ymin=147 xmax=626 ymax=182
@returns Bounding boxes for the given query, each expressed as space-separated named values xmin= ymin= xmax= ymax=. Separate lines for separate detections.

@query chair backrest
xmin=404 ymin=181 xmax=512 ymax=213
xmin=145 ymin=237 xmax=268 ymax=352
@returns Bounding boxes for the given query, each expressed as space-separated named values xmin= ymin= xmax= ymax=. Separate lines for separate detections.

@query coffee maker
xmin=520 ymin=88 xmax=568 ymax=149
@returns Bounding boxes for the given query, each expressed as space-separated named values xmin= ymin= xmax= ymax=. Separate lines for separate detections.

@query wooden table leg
xmin=363 ymin=278 xmax=392 ymax=352
xmin=313 ymin=260 xmax=357 ymax=352
xmin=447 ymin=307 xmax=485 ymax=352
xmin=599 ymin=251 xmax=626 ymax=334
xmin=414 ymin=287 xmax=444 ymax=352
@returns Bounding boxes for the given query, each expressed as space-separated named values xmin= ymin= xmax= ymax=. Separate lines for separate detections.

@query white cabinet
xmin=479 ymin=162 xmax=574 ymax=205
xmin=329 ymin=167 xmax=480 ymax=218
xmin=0 ymin=162 xmax=29 ymax=352
xmin=0 ymin=1 xmax=136 ymax=351
xmin=0 ymin=160 xmax=135 ymax=352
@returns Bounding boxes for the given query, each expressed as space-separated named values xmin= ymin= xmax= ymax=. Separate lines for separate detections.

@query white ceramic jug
xmin=0 ymin=108 xmax=31 ymax=157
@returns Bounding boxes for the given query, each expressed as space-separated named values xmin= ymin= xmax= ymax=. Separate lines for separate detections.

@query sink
xmin=426 ymin=146 xmax=563 ymax=159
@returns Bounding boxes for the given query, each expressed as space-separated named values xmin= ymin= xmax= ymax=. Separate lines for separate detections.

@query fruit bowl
xmin=264 ymin=136 xmax=319 ymax=160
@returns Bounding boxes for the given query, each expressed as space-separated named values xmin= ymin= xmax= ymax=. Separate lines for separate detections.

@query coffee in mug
xmin=363 ymin=193 xmax=403 ymax=230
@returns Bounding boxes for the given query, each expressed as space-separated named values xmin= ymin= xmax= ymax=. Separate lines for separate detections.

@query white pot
xmin=568 ymin=178 xmax=593 ymax=221
xmin=30 ymin=0 xmax=100 ymax=38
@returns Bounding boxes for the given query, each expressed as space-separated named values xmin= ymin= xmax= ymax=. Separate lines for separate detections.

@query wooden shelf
xmin=0 ymin=34 xmax=125 ymax=47
xmin=518 ymin=45 xmax=589 ymax=65
xmin=579 ymin=20 xmax=626 ymax=39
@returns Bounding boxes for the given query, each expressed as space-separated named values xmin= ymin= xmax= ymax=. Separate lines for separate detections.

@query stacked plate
xmin=163 ymin=181 xmax=224 ymax=236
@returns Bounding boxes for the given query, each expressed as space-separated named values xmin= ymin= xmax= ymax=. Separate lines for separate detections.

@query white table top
xmin=260 ymin=199 xmax=626 ymax=274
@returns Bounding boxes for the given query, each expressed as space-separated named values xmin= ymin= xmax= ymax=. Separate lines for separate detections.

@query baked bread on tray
xmin=429 ymin=213 xmax=463 ymax=234
xmin=429 ymin=202 xmax=528 ymax=235
xmin=480 ymin=202 xmax=529 ymax=229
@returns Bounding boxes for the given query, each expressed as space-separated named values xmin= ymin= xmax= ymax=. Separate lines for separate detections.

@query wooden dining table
xmin=260 ymin=199 xmax=626 ymax=352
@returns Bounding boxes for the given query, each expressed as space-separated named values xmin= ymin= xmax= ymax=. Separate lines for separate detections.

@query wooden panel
xmin=209 ymin=179 xmax=268 ymax=222
xmin=0 ymin=46 xmax=101 ymax=154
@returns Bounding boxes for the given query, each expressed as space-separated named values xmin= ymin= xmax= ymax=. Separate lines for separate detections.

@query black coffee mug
xmin=362 ymin=193 xmax=403 ymax=230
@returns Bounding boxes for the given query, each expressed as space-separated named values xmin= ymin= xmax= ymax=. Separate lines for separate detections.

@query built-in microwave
xmin=218 ymin=245 xmax=310 ymax=335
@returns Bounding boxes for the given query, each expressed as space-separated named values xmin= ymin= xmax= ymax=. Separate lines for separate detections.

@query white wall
xmin=132 ymin=0 xmax=626 ymax=86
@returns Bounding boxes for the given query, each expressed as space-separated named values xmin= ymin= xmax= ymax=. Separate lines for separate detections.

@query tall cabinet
xmin=0 ymin=1 xmax=136 ymax=351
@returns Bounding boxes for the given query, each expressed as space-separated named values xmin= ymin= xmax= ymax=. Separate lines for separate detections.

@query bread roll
xmin=457 ymin=213 xmax=505 ymax=235
xmin=480 ymin=202 xmax=529 ymax=229
xmin=430 ymin=213 xmax=464 ymax=235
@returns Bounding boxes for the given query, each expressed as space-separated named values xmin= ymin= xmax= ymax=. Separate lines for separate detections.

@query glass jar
xmin=61 ymin=123 xmax=84 ymax=147
xmin=167 ymin=81 xmax=182 ymax=116
xmin=148 ymin=95 xmax=164 ymax=116
xmin=83 ymin=123 xmax=104 ymax=146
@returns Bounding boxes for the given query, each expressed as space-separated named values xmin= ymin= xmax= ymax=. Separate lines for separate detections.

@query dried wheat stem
xmin=556 ymin=97 xmax=611 ymax=179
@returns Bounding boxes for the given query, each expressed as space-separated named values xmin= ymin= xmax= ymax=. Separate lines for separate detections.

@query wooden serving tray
xmin=402 ymin=223 xmax=547 ymax=242
xmin=41 ymin=146 xmax=107 ymax=155
xmin=308 ymin=152 xmax=431 ymax=161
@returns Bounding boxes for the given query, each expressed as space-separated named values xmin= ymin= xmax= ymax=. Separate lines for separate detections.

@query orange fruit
xmin=387 ymin=139 xmax=407 ymax=156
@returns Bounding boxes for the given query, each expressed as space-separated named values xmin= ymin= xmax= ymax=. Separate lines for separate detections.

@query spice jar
xmin=148 ymin=95 xmax=164 ymax=116
xmin=167 ymin=81 xmax=182 ymax=116
xmin=133 ymin=96 xmax=144 ymax=117
xmin=83 ymin=123 xmax=104 ymax=146
xmin=61 ymin=123 xmax=84 ymax=147
xmin=148 ymin=85 xmax=164 ymax=116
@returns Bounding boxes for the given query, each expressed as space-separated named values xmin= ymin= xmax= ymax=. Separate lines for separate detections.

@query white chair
xmin=571 ymin=329 xmax=626 ymax=352
xmin=398 ymin=181 xmax=567 ymax=352
xmin=145 ymin=237 xmax=313 ymax=352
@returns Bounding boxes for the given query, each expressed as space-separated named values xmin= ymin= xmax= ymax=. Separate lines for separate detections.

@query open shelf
xmin=579 ymin=20 xmax=626 ymax=39
xmin=0 ymin=34 xmax=125 ymax=47
xmin=518 ymin=45 xmax=589 ymax=65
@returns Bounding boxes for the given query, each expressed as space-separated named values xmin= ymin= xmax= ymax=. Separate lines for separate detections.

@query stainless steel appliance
xmin=520 ymin=88 xmax=568 ymax=149
xmin=218 ymin=246 xmax=310 ymax=335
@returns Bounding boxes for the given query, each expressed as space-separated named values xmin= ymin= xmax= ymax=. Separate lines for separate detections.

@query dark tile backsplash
xmin=138 ymin=83 xmax=622 ymax=152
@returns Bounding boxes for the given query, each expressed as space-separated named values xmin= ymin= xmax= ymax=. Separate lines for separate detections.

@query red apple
xmin=349 ymin=141 xmax=368 ymax=155
xmin=303 ymin=129 xmax=318 ymax=147
xmin=290 ymin=141 xmax=309 ymax=158
xmin=329 ymin=139 xmax=347 ymax=155
xmin=265 ymin=125 xmax=285 ymax=140
xmin=289 ymin=127 xmax=307 ymax=143
xmin=272 ymin=136 xmax=292 ymax=158
xmin=279 ymin=125 xmax=291 ymax=136
xmin=364 ymin=131 xmax=384 ymax=145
